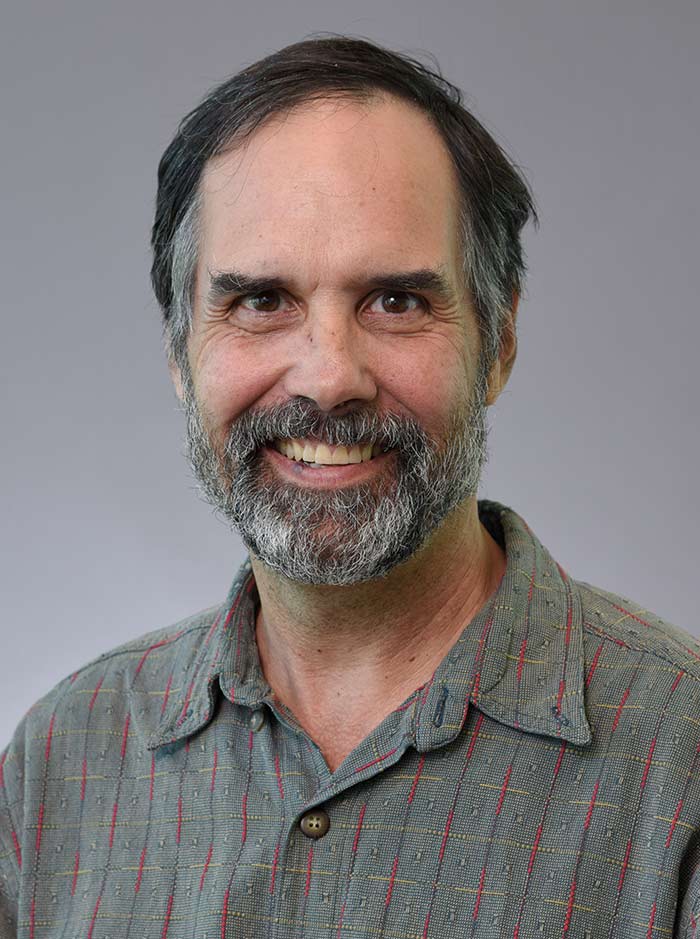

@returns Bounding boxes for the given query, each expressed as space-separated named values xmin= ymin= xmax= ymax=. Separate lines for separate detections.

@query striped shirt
xmin=1 ymin=498 xmax=699 ymax=938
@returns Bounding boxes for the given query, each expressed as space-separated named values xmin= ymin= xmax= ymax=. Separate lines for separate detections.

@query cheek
xmin=190 ymin=340 xmax=281 ymax=431
xmin=379 ymin=348 xmax=472 ymax=430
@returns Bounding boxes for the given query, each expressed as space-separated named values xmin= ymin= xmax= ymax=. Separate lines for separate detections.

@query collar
xmin=146 ymin=499 xmax=592 ymax=752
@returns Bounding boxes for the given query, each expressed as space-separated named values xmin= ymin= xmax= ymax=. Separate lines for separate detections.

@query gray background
xmin=1 ymin=0 xmax=698 ymax=746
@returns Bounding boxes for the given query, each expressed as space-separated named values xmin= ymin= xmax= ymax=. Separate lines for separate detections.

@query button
xmin=248 ymin=709 xmax=265 ymax=732
xmin=299 ymin=809 xmax=330 ymax=839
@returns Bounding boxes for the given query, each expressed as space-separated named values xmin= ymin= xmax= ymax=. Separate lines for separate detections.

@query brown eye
xmin=368 ymin=291 xmax=425 ymax=315
xmin=383 ymin=293 xmax=409 ymax=313
xmin=241 ymin=291 xmax=282 ymax=312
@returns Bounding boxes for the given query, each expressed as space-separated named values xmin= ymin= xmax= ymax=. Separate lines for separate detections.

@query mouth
xmin=271 ymin=436 xmax=384 ymax=467
xmin=262 ymin=436 xmax=393 ymax=487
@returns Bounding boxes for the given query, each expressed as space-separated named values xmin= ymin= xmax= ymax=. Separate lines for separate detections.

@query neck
xmin=250 ymin=498 xmax=506 ymax=769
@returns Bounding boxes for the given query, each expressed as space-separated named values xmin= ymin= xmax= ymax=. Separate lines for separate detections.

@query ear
xmin=484 ymin=292 xmax=519 ymax=406
xmin=169 ymin=357 xmax=185 ymax=402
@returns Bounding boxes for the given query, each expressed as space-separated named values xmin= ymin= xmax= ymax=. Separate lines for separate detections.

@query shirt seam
xmin=476 ymin=687 xmax=582 ymax=719
xmin=330 ymin=731 xmax=414 ymax=787
xmin=71 ymin=618 xmax=218 ymax=678
xmin=582 ymin=621 xmax=700 ymax=684
xmin=580 ymin=582 xmax=699 ymax=663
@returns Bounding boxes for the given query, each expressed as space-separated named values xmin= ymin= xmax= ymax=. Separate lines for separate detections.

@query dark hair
xmin=151 ymin=35 xmax=537 ymax=370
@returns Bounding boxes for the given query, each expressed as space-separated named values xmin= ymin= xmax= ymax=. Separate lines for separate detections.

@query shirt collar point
xmin=473 ymin=694 xmax=593 ymax=747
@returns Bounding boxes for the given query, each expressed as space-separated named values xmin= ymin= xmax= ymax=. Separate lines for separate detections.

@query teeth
xmin=272 ymin=438 xmax=383 ymax=466
xmin=315 ymin=444 xmax=333 ymax=465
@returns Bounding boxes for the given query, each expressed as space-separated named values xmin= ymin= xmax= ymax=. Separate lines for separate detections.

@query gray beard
xmin=181 ymin=360 xmax=491 ymax=586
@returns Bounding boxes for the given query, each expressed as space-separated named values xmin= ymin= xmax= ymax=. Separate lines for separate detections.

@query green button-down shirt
xmin=2 ymin=499 xmax=700 ymax=937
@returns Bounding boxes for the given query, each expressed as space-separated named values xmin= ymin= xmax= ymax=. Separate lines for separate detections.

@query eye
xmin=236 ymin=290 xmax=284 ymax=313
xmin=367 ymin=291 xmax=427 ymax=315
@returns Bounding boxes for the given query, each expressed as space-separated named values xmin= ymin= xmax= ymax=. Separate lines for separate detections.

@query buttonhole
xmin=550 ymin=705 xmax=570 ymax=726
xmin=433 ymin=686 xmax=449 ymax=727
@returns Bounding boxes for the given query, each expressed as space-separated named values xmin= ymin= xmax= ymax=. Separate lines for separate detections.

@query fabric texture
xmin=1 ymin=498 xmax=699 ymax=938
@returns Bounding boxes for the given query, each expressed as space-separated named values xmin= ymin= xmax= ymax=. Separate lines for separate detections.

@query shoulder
xmin=575 ymin=577 xmax=700 ymax=678
xmin=0 ymin=601 xmax=223 ymax=784
xmin=0 ymin=602 xmax=226 ymax=885
xmin=573 ymin=579 xmax=700 ymax=808
xmin=34 ymin=602 xmax=220 ymax=717
xmin=574 ymin=577 xmax=700 ymax=748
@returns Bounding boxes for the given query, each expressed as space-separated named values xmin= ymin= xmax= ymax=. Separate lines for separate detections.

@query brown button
xmin=299 ymin=809 xmax=330 ymax=839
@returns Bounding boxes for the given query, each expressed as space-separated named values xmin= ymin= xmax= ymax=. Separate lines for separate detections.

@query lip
xmin=263 ymin=444 xmax=394 ymax=488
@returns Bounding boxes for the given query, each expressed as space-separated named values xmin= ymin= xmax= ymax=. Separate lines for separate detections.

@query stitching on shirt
xmin=582 ymin=622 xmax=700 ymax=685
xmin=475 ymin=695 xmax=576 ymax=734
xmin=579 ymin=582 xmax=700 ymax=672
xmin=477 ymin=686 xmax=582 ymax=714
xmin=331 ymin=732 xmax=412 ymax=787
xmin=62 ymin=614 xmax=221 ymax=693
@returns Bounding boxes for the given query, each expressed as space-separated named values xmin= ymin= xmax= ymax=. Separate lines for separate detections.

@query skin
xmin=171 ymin=94 xmax=519 ymax=772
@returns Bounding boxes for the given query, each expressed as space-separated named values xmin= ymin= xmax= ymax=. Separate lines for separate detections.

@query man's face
xmin=176 ymin=94 xmax=506 ymax=585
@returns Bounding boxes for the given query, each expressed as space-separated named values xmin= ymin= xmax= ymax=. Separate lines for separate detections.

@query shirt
xmin=1 ymin=498 xmax=700 ymax=939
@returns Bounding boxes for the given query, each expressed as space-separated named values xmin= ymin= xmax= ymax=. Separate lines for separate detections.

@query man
xmin=1 ymin=36 xmax=698 ymax=939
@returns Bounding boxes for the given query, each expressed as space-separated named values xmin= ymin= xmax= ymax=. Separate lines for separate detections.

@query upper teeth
xmin=273 ymin=438 xmax=381 ymax=465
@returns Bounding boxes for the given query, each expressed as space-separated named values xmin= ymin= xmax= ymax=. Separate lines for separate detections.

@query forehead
xmin=198 ymin=95 xmax=463 ymax=279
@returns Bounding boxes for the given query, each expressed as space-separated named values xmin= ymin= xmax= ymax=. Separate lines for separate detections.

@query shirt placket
xmin=242 ymin=690 xmax=421 ymax=939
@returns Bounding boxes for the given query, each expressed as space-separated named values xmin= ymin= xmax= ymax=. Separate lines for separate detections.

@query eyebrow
xmin=206 ymin=266 xmax=456 ymax=306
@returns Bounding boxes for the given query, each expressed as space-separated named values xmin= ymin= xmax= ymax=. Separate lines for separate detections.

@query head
xmin=150 ymin=37 xmax=537 ymax=585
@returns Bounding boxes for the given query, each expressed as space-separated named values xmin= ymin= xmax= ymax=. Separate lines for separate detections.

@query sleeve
xmin=0 ymin=728 xmax=26 ymax=939
xmin=0 ymin=672 xmax=87 ymax=939
xmin=0 ymin=769 xmax=19 ymax=938
xmin=674 ymin=733 xmax=700 ymax=939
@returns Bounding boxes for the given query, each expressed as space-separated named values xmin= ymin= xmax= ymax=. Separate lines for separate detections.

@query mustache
xmin=222 ymin=399 xmax=432 ymax=462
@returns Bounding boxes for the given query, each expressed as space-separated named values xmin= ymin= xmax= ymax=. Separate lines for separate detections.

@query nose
xmin=282 ymin=311 xmax=378 ymax=413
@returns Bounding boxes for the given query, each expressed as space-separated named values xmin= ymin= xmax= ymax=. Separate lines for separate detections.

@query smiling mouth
xmin=271 ymin=436 xmax=385 ymax=466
